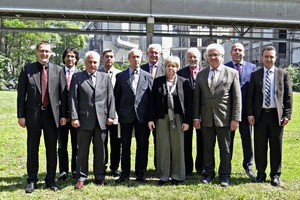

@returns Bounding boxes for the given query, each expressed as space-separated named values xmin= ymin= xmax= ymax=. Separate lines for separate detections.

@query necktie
xmin=41 ymin=66 xmax=49 ymax=106
xmin=210 ymin=69 xmax=216 ymax=94
xmin=265 ymin=70 xmax=271 ymax=107
xmin=236 ymin=63 xmax=241 ymax=81
xmin=67 ymin=69 xmax=71 ymax=90
xmin=131 ymin=70 xmax=139 ymax=95
xmin=90 ymin=74 xmax=95 ymax=86
xmin=151 ymin=66 xmax=156 ymax=78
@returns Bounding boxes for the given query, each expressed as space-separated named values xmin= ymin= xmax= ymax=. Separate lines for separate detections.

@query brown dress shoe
xmin=75 ymin=181 xmax=84 ymax=189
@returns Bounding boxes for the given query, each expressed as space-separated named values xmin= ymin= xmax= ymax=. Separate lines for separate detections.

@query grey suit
xmin=69 ymin=70 xmax=115 ymax=182
xmin=17 ymin=61 xmax=68 ymax=184
xmin=193 ymin=64 xmax=241 ymax=180
xmin=114 ymin=67 xmax=153 ymax=178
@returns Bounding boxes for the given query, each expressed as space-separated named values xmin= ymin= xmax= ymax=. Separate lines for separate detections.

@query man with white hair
xmin=69 ymin=51 xmax=116 ymax=189
xmin=193 ymin=43 xmax=241 ymax=187
xmin=177 ymin=47 xmax=204 ymax=176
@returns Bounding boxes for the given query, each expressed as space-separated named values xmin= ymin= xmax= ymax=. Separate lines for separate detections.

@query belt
xmin=41 ymin=105 xmax=48 ymax=110
xmin=262 ymin=108 xmax=276 ymax=112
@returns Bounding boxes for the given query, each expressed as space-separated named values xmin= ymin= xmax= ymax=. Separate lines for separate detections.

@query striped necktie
xmin=264 ymin=70 xmax=271 ymax=107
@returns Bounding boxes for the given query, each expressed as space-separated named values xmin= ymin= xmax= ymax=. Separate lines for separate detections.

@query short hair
xmin=128 ymin=48 xmax=143 ymax=58
xmin=36 ymin=41 xmax=51 ymax=51
xmin=62 ymin=47 xmax=79 ymax=65
xmin=147 ymin=44 xmax=162 ymax=53
xmin=85 ymin=51 xmax=100 ymax=61
xmin=102 ymin=49 xmax=115 ymax=57
xmin=205 ymin=43 xmax=225 ymax=55
xmin=164 ymin=56 xmax=180 ymax=68
xmin=186 ymin=47 xmax=200 ymax=57
xmin=231 ymin=42 xmax=245 ymax=51
xmin=262 ymin=46 xmax=276 ymax=55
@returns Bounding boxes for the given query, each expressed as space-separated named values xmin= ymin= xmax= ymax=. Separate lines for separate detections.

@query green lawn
xmin=0 ymin=91 xmax=299 ymax=199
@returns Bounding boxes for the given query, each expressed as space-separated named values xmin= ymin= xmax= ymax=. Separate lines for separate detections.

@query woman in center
xmin=148 ymin=56 xmax=192 ymax=185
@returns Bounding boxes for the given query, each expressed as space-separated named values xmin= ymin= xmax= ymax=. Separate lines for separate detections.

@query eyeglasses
xmin=207 ymin=53 xmax=222 ymax=58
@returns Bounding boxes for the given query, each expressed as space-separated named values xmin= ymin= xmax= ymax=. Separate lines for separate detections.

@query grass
xmin=0 ymin=91 xmax=299 ymax=199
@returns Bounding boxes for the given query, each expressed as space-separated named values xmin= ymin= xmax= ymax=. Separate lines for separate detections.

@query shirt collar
xmin=264 ymin=66 xmax=275 ymax=73
xmin=65 ymin=66 xmax=75 ymax=73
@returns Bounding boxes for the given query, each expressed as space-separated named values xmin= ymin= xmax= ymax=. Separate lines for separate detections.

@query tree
xmin=0 ymin=19 xmax=89 ymax=82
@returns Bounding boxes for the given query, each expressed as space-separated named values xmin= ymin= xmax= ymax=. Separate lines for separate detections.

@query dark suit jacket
xmin=193 ymin=64 xmax=242 ymax=127
xmin=141 ymin=63 xmax=165 ymax=78
xmin=148 ymin=75 xmax=192 ymax=124
xmin=114 ymin=67 xmax=153 ymax=124
xmin=224 ymin=61 xmax=256 ymax=120
xmin=69 ymin=70 xmax=116 ymax=130
xmin=17 ymin=61 xmax=68 ymax=128
xmin=247 ymin=67 xmax=293 ymax=125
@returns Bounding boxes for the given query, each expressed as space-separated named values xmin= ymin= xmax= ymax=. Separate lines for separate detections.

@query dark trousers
xmin=230 ymin=119 xmax=253 ymax=171
xmin=202 ymin=126 xmax=232 ymax=179
xmin=26 ymin=108 xmax=58 ymax=184
xmin=76 ymin=124 xmax=106 ymax=182
xmin=254 ymin=109 xmax=283 ymax=179
xmin=120 ymin=119 xmax=150 ymax=178
xmin=104 ymin=124 xmax=121 ymax=171
xmin=58 ymin=121 xmax=77 ymax=175
xmin=184 ymin=126 xmax=203 ymax=174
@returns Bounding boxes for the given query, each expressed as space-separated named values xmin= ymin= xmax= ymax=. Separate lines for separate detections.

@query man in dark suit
xmin=17 ymin=41 xmax=68 ymax=193
xmin=193 ymin=43 xmax=241 ymax=187
xmin=247 ymin=46 xmax=293 ymax=186
xmin=58 ymin=47 xmax=80 ymax=181
xmin=69 ymin=51 xmax=116 ymax=189
xmin=99 ymin=49 xmax=122 ymax=177
xmin=114 ymin=48 xmax=153 ymax=183
xmin=140 ymin=43 xmax=164 ymax=170
xmin=177 ymin=47 xmax=204 ymax=176
xmin=224 ymin=43 xmax=257 ymax=179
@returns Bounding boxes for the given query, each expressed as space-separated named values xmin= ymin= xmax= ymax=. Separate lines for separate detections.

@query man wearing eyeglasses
xmin=193 ymin=43 xmax=241 ymax=187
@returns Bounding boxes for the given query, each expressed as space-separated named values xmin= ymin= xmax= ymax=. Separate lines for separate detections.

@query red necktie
xmin=67 ymin=69 xmax=71 ymax=90
xmin=41 ymin=66 xmax=49 ymax=106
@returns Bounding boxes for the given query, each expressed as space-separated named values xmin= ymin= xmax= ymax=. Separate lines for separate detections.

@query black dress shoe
xmin=58 ymin=172 xmax=68 ymax=181
xmin=158 ymin=180 xmax=167 ymax=186
xmin=95 ymin=179 xmax=108 ymax=186
xmin=220 ymin=179 xmax=230 ymax=187
xmin=45 ymin=182 xmax=59 ymax=191
xmin=25 ymin=182 xmax=37 ymax=193
xmin=136 ymin=177 xmax=147 ymax=183
xmin=253 ymin=176 xmax=266 ymax=183
xmin=110 ymin=170 xmax=121 ymax=177
xmin=171 ymin=179 xmax=181 ymax=185
xmin=116 ymin=175 xmax=129 ymax=183
xmin=271 ymin=176 xmax=280 ymax=186
xmin=202 ymin=176 xmax=213 ymax=184
xmin=245 ymin=169 xmax=256 ymax=179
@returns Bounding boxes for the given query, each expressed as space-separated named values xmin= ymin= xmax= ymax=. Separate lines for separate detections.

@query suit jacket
xmin=193 ymin=64 xmax=242 ymax=127
xmin=247 ymin=67 xmax=293 ymax=125
xmin=114 ymin=67 xmax=153 ymax=124
xmin=17 ymin=61 xmax=68 ymax=128
xmin=69 ymin=70 xmax=116 ymax=130
xmin=148 ymin=75 xmax=192 ymax=124
xmin=141 ymin=62 xmax=165 ymax=78
xmin=99 ymin=66 xmax=122 ymax=124
xmin=224 ymin=61 xmax=256 ymax=119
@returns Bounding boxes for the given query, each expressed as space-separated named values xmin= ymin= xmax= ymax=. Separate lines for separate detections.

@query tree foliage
xmin=0 ymin=19 xmax=89 ymax=83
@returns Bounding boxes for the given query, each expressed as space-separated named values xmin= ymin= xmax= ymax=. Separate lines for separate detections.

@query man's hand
xmin=281 ymin=117 xmax=289 ymax=127
xmin=106 ymin=118 xmax=113 ymax=125
xmin=248 ymin=116 xmax=255 ymax=126
xmin=60 ymin=117 xmax=67 ymax=126
xmin=71 ymin=119 xmax=80 ymax=128
xmin=230 ymin=120 xmax=239 ymax=131
xmin=181 ymin=123 xmax=189 ymax=132
xmin=18 ymin=118 xmax=26 ymax=128
xmin=193 ymin=119 xmax=201 ymax=129
xmin=148 ymin=121 xmax=155 ymax=131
